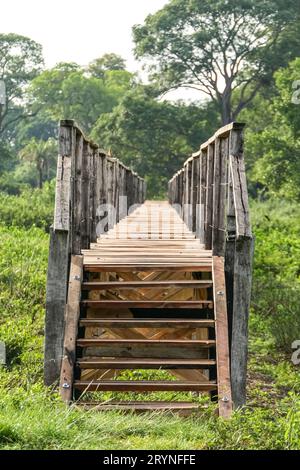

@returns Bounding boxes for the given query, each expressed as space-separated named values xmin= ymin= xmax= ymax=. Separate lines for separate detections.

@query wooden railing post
xmin=204 ymin=142 xmax=214 ymax=249
xmin=228 ymin=124 xmax=253 ymax=408
xmin=198 ymin=149 xmax=207 ymax=244
xmin=212 ymin=137 xmax=229 ymax=256
xmin=45 ymin=121 xmax=74 ymax=385
xmin=191 ymin=156 xmax=199 ymax=233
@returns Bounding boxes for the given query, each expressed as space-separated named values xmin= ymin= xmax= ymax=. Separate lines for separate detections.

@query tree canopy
xmin=0 ymin=33 xmax=43 ymax=139
xmin=29 ymin=61 xmax=134 ymax=132
xmin=88 ymin=53 xmax=126 ymax=78
xmin=133 ymin=0 xmax=300 ymax=124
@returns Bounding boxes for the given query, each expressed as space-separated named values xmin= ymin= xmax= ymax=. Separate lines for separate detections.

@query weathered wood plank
xmin=212 ymin=256 xmax=233 ymax=418
xmin=230 ymin=128 xmax=252 ymax=239
xmin=212 ymin=137 xmax=229 ymax=256
xmin=231 ymin=237 xmax=254 ymax=408
xmin=44 ymin=228 xmax=69 ymax=385
xmin=204 ymin=143 xmax=214 ymax=249
xmin=59 ymin=255 xmax=83 ymax=403
xmin=53 ymin=156 xmax=72 ymax=232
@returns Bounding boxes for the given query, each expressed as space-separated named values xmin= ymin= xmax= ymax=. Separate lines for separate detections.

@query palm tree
xmin=19 ymin=138 xmax=56 ymax=188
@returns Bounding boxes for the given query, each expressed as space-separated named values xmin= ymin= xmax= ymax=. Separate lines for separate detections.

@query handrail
xmin=45 ymin=120 xmax=145 ymax=385
xmin=168 ymin=122 xmax=252 ymax=254
xmin=168 ymin=122 xmax=253 ymax=407
xmin=54 ymin=119 xmax=146 ymax=253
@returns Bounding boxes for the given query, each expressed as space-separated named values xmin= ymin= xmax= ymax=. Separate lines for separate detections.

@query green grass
xmin=0 ymin=198 xmax=300 ymax=449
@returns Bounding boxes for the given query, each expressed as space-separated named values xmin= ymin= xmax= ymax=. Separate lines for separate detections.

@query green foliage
xmin=0 ymin=33 xmax=43 ymax=139
xmin=0 ymin=181 xmax=54 ymax=231
xmin=242 ymin=58 xmax=300 ymax=200
xmin=133 ymin=0 xmax=300 ymax=123
xmin=19 ymin=138 xmax=57 ymax=188
xmin=0 ymin=224 xmax=48 ymax=384
xmin=274 ymin=58 xmax=300 ymax=138
xmin=88 ymin=53 xmax=126 ymax=79
xmin=29 ymin=60 xmax=133 ymax=133
xmin=251 ymin=199 xmax=300 ymax=351
xmin=0 ymin=141 xmax=17 ymax=174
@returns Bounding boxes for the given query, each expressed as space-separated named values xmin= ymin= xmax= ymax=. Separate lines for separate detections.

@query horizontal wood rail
xmin=168 ymin=122 xmax=254 ymax=408
xmin=45 ymin=120 xmax=145 ymax=385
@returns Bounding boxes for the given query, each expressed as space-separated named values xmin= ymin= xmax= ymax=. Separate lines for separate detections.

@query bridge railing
xmin=168 ymin=122 xmax=254 ymax=407
xmin=45 ymin=120 xmax=146 ymax=385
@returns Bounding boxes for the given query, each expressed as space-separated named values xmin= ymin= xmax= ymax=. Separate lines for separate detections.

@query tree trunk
xmin=220 ymin=92 xmax=233 ymax=125
xmin=38 ymin=165 xmax=43 ymax=189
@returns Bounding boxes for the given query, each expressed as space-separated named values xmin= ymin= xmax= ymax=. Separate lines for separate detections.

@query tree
xmin=133 ymin=0 xmax=299 ymax=124
xmin=242 ymin=59 xmax=300 ymax=200
xmin=0 ymin=34 xmax=43 ymax=138
xmin=91 ymin=86 xmax=217 ymax=197
xmin=88 ymin=53 xmax=126 ymax=79
xmin=19 ymin=138 xmax=57 ymax=188
xmin=274 ymin=58 xmax=300 ymax=138
xmin=30 ymin=62 xmax=133 ymax=133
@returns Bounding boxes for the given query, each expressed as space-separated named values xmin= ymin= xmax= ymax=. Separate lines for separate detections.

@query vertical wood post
xmin=59 ymin=255 xmax=83 ymax=403
xmin=229 ymin=124 xmax=253 ymax=408
xmin=44 ymin=121 xmax=74 ymax=385
xmin=204 ymin=143 xmax=214 ymax=249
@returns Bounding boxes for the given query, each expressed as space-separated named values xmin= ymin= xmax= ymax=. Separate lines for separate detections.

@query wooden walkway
xmin=59 ymin=201 xmax=232 ymax=417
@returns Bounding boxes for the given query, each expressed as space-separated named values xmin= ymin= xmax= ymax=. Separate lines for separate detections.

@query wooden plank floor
xmin=82 ymin=201 xmax=211 ymax=270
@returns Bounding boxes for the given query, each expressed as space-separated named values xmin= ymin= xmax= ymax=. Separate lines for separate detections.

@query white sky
xmin=0 ymin=0 xmax=167 ymax=70
xmin=0 ymin=0 xmax=200 ymax=101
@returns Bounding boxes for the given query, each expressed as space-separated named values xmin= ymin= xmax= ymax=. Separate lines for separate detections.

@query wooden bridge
xmin=45 ymin=120 xmax=253 ymax=417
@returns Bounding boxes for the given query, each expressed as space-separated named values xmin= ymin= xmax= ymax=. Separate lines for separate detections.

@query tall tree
xmin=133 ymin=0 xmax=299 ymax=124
xmin=0 ymin=34 xmax=43 ymax=138
xmin=30 ymin=62 xmax=133 ymax=133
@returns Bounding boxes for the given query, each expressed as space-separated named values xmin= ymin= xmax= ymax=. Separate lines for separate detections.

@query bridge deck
xmin=59 ymin=201 xmax=232 ymax=417
xmin=82 ymin=201 xmax=212 ymax=271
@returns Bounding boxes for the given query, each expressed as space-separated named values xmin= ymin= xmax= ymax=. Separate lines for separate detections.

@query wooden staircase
xmin=59 ymin=201 xmax=232 ymax=417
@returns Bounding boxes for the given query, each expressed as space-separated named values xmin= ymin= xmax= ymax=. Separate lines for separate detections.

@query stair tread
xmin=81 ymin=300 xmax=213 ymax=309
xmin=74 ymin=380 xmax=217 ymax=391
xmin=77 ymin=358 xmax=216 ymax=369
xmin=77 ymin=338 xmax=215 ymax=345
xmin=82 ymin=280 xmax=213 ymax=289
xmin=79 ymin=318 xmax=215 ymax=328
xmin=84 ymin=266 xmax=212 ymax=272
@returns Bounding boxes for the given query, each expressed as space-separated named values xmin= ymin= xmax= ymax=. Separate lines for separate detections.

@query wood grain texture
xmin=213 ymin=256 xmax=233 ymax=418
xmin=59 ymin=255 xmax=83 ymax=403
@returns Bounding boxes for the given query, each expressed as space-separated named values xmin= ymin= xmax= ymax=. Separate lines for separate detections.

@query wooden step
xmin=77 ymin=358 xmax=216 ymax=369
xmin=74 ymin=380 xmax=217 ymax=392
xmin=79 ymin=318 xmax=215 ymax=328
xmin=79 ymin=340 xmax=214 ymax=359
xmin=77 ymin=401 xmax=204 ymax=415
xmin=81 ymin=300 xmax=214 ymax=309
xmin=84 ymin=265 xmax=212 ymax=272
xmin=77 ymin=338 xmax=215 ymax=347
xmin=82 ymin=280 xmax=213 ymax=290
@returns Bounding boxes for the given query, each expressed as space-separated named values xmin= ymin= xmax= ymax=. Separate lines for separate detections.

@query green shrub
xmin=251 ymin=199 xmax=300 ymax=351
xmin=0 ymin=181 xmax=55 ymax=231
xmin=0 ymin=225 xmax=48 ymax=377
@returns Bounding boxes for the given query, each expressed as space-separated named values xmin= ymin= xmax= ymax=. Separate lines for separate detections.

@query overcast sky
xmin=0 ymin=0 xmax=167 ymax=69
xmin=0 ymin=0 xmax=201 ymax=101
